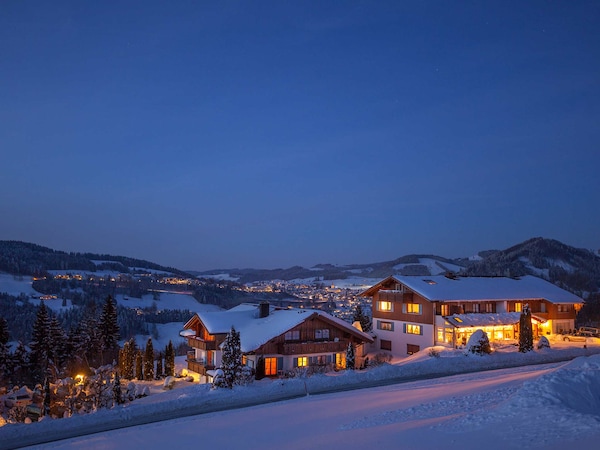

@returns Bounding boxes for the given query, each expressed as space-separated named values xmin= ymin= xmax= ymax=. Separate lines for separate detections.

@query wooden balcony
xmin=186 ymin=359 xmax=215 ymax=376
xmin=186 ymin=336 xmax=217 ymax=351
xmin=278 ymin=340 xmax=347 ymax=355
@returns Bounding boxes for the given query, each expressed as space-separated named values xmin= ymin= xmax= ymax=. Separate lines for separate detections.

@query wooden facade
xmin=182 ymin=306 xmax=373 ymax=382
xmin=364 ymin=275 xmax=582 ymax=357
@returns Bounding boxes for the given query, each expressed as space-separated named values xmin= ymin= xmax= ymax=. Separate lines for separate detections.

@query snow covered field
xmin=2 ymin=343 xmax=600 ymax=450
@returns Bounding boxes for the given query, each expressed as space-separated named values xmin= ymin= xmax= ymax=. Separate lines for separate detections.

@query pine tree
xmin=119 ymin=339 xmax=136 ymax=380
xmin=346 ymin=342 xmax=355 ymax=370
xmin=352 ymin=304 xmax=372 ymax=332
xmin=156 ymin=352 xmax=163 ymax=379
xmin=143 ymin=338 xmax=154 ymax=380
xmin=164 ymin=341 xmax=175 ymax=377
xmin=99 ymin=296 xmax=120 ymax=365
xmin=219 ymin=327 xmax=242 ymax=388
xmin=0 ymin=317 xmax=10 ymax=385
xmin=48 ymin=316 xmax=67 ymax=379
xmin=43 ymin=377 xmax=51 ymax=417
xmin=113 ymin=372 xmax=123 ymax=405
xmin=135 ymin=350 xmax=143 ymax=380
xmin=11 ymin=341 xmax=29 ymax=386
xmin=519 ymin=304 xmax=534 ymax=352
xmin=29 ymin=302 xmax=51 ymax=384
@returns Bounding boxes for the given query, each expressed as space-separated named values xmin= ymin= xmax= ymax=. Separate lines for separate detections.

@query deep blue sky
xmin=1 ymin=1 xmax=599 ymax=270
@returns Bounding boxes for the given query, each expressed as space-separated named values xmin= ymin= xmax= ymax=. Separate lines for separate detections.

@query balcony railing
xmin=186 ymin=336 xmax=218 ymax=351
xmin=186 ymin=358 xmax=215 ymax=376
xmin=278 ymin=340 xmax=347 ymax=355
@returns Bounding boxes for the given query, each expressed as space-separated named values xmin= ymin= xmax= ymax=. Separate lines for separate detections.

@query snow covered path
xmin=24 ymin=361 xmax=600 ymax=450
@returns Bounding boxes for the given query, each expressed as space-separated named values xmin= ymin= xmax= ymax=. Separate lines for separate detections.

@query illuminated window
xmin=406 ymin=324 xmax=422 ymax=335
xmin=296 ymin=356 xmax=308 ymax=367
xmin=440 ymin=304 xmax=449 ymax=316
xmin=336 ymin=352 xmax=346 ymax=368
xmin=437 ymin=327 xmax=444 ymax=342
xmin=315 ymin=329 xmax=330 ymax=340
xmin=285 ymin=330 xmax=300 ymax=341
xmin=514 ymin=303 xmax=522 ymax=312
xmin=403 ymin=303 xmax=422 ymax=314
xmin=378 ymin=301 xmax=393 ymax=312
xmin=264 ymin=357 xmax=278 ymax=376
xmin=423 ymin=279 xmax=437 ymax=285
xmin=380 ymin=340 xmax=392 ymax=351
xmin=377 ymin=321 xmax=394 ymax=331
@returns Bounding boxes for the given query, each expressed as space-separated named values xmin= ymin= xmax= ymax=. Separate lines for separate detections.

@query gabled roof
xmin=361 ymin=275 xmax=583 ymax=304
xmin=183 ymin=304 xmax=373 ymax=353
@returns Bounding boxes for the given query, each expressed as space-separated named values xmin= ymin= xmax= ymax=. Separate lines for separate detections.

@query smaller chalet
xmin=181 ymin=302 xmax=373 ymax=383
xmin=362 ymin=274 xmax=583 ymax=358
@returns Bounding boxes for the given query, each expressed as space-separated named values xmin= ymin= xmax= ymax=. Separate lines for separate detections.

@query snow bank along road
xmin=2 ymin=345 xmax=599 ymax=449
xmin=21 ymin=361 xmax=593 ymax=450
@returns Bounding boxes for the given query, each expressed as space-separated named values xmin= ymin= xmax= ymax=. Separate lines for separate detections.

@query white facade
xmin=374 ymin=318 xmax=434 ymax=356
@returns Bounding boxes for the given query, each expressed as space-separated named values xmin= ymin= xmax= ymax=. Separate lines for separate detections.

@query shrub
xmin=464 ymin=330 xmax=492 ymax=356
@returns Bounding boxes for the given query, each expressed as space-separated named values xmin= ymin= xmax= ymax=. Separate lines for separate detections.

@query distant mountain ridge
xmin=0 ymin=240 xmax=191 ymax=277
xmin=2 ymin=238 xmax=598 ymax=297
xmin=193 ymin=254 xmax=468 ymax=284
xmin=462 ymin=237 xmax=600 ymax=296
xmin=193 ymin=238 xmax=600 ymax=297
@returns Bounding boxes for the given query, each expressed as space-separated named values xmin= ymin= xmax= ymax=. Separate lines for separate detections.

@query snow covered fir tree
xmin=346 ymin=342 xmax=355 ymax=370
xmin=214 ymin=326 xmax=243 ymax=389
xmin=519 ymin=304 xmax=534 ymax=353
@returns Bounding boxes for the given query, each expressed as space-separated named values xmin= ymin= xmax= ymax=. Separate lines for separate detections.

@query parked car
xmin=562 ymin=334 xmax=586 ymax=342
xmin=577 ymin=327 xmax=600 ymax=337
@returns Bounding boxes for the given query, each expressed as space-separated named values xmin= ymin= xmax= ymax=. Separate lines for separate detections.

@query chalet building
xmin=361 ymin=274 xmax=583 ymax=358
xmin=180 ymin=302 xmax=373 ymax=383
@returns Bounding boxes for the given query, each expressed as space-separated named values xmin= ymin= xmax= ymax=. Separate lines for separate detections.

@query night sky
xmin=1 ymin=1 xmax=599 ymax=270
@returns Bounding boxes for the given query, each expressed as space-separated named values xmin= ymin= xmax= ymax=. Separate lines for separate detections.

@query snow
xmin=0 ymin=272 xmax=38 ymax=297
xmin=391 ymin=275 xmax=583 ymax=304
xmin=197 ymin=273 xmax=240 ymax=281
xmin=392 ymin=258 xmax=464 ymax=275
xmin=113 ymin=292 xmax=220 ymax=312
xmin=189 ymin=304 xmax=372 ymax=353
xmin=2 ymin=345 xmax=600 ymax=449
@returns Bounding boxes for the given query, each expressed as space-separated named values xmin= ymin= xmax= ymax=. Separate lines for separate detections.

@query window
xmin=485 ymin=303 xmax=494 ymax=313
xmin=472 ymin=303 xmax=480 ymax=313
xmin=377 ymin=321 xmax=394 ymax=331
xmin=296 ymin=356 xmax=308 ymax=367
xmin=407 ymin=344 xmax=420 ymax=355
xmin=406 ymin=324 xmax=422 ymax=335
xmin=309 ymin=355 xmax=328 ymax=365
xmin=557 ymin=304 xmax=571 ymax=313
xmin=514 ymin=302 xmax=522 ymax=312
xmin=264 ymin=357 xmax=278 ymax=376
xmin=540 ymin=302 xmax=546 ymax=313
xmin=403 ymin=303 xmax=422 ymax=314
xmin=335 ymin=352 xmax=346 ymax=368
xmin=315 ymin=329 xmax=330 ymax=340
xmin=378 ymin=301 xmax=393 ymax=312
xmin=285 ymin=330 xmax=300 ymax=341
xmin=380 ymin=340 xmax=392 ymax=351
xmin=440 ymin=304 xmax=449 ymax=316
xmin=423 ymin=279 xmax=437 ymax=285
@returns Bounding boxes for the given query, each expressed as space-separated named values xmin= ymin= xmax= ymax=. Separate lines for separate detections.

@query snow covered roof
xmin=186 ymin=304 xmax=373 ymax=353
xmin=445 ymin=312 xmax=546 ymax=328
xmin=365 ymin=275 xmax=583 ymax=304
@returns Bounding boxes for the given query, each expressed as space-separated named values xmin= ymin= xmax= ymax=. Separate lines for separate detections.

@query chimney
xmin=259 ymin=301 xmax=270 ymax=318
